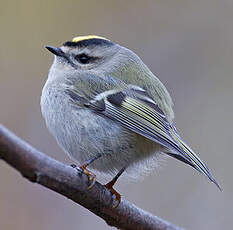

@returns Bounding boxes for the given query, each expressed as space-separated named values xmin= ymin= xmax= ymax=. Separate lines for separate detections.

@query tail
xmin=168 ymin=128 xmax=222 ymax=191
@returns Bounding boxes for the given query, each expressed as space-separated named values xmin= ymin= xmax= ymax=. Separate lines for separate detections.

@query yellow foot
xmin=104 ymin=182 xmax=121 ymax=208
xmin=79 ymin=165 xmax=96 ymax=190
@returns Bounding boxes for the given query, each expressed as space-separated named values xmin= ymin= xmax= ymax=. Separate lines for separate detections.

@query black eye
xmin=75 ymin=54 xmax=91 ymax=64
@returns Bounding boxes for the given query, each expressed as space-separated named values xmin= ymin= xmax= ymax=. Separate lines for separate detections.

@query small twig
xmin=0 ymin=124 xmax=183 ymax=230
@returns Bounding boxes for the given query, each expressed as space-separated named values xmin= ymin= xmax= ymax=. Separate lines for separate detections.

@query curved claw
xmin=80 ymin=167 xmax=96 ymax=190
xmin=104 ymin=183 xmax=121 ymax=208
xmin=86 ymin=174 xmax=96 ymax=190
xmin=70 ymin=164 xmax=77 ymax=168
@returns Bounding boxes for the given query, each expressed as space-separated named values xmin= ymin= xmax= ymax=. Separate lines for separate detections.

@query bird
xmin=41 ymin=35 xmax=221 ymax=208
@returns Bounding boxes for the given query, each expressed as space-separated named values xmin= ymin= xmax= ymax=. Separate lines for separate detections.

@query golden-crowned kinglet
xmin=41 ymin=35 xmax=221 ymax=207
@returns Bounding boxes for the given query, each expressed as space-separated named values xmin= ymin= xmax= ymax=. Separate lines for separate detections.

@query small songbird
xmin=41 ymin=35 xmax=221 ymax=207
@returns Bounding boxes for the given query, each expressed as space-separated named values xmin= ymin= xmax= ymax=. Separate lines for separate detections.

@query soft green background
xmin=0 ymin=1 xmax=232 ymax=229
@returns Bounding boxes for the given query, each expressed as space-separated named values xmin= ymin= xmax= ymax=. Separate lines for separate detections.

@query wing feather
xmin=68 ymin=86 xmax=221 ymax=190
xmin=103 ymin=93 xmax=221 ymax=190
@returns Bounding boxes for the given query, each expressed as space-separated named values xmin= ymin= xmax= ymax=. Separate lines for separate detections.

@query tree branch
xmin=0 ymin=124 xmax=183 ymax=230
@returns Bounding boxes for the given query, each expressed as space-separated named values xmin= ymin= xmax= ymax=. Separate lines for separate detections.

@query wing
xmin=68 ymin=85 xmax=221 ymax=190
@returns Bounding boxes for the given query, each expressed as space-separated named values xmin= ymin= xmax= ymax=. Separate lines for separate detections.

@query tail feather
xmin=169 ymin=129 xmax=222 ymax=191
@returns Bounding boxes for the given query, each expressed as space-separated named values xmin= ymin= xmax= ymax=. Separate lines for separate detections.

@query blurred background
xmin=0 ymin=0 xmax=232 ymax=229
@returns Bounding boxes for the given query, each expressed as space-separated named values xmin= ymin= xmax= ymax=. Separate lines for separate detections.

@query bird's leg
xmin=104 ymin=167 xmax=126 ymax=208
xmin=78 ymin=153 xmax=102 ymax=190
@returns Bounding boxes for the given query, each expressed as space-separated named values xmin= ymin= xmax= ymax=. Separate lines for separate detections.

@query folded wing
xmin=68 ymin=84 xmax=221 ymax=190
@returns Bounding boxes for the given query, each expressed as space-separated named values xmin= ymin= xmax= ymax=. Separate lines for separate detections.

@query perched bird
xmin=41 ymin=35 xmax=221 ymax=207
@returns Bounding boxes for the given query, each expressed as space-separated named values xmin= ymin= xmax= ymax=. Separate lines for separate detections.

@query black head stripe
xmin=63 ymin=38 xmax=114 ymax=48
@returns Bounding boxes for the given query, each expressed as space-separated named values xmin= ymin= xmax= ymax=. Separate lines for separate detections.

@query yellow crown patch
xmin=72 ymin=35 xmax=109 ymax=43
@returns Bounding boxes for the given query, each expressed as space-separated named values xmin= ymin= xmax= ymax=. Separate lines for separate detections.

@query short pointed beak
xmin=45 ymin=46 xmax=65 ymax=57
